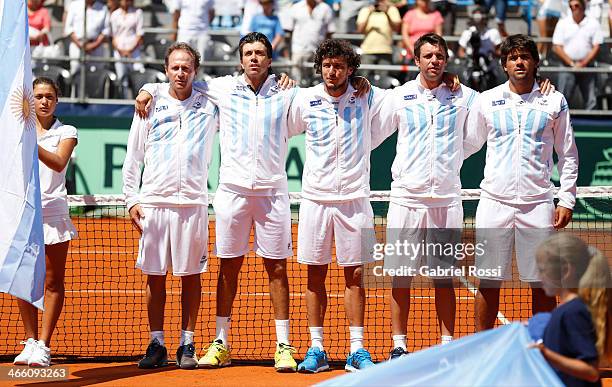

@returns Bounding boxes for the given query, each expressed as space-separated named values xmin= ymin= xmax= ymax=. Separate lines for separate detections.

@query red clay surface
xmin=1 ymin=213 xmax=610 ymax=385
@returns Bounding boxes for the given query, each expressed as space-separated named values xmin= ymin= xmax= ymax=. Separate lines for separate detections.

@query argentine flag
xmin=0 ymin=0 xmax=45 ymax=309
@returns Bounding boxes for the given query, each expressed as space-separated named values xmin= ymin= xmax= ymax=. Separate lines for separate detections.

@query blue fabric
xmin=528 ymin=312 xmax=551 ymax=341
xmin=0 ymin=1 xmax=46 ymax=309
xmin=543 ymin=298 xmax=601 ymax=387
xmin=317 ymin=323 xmax=563 ymax=387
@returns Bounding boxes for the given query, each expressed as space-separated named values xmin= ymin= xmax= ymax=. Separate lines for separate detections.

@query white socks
xmin=215 ymin=316 xmax=231 ymax=345
xmin=151 ymin=331 xmax=165 ymax=346
xmin=441 ymin=335 xmax=453 ymax=345
xmin=275 ymin=319 xmax=290 ymax=345
xmin=393 ymin=334 xmax=407 ymax=350
xmin=180 ymin=330 xmax=194 ymax=346
xmin=349 ymin=326 xmax=364 ymax=354
xmin=309 ymin=327 xmax=324 ymax=350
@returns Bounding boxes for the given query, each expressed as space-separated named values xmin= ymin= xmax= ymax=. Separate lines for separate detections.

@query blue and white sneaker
xmin=345 ymin=348 xmax=375 ymax=372
xmin=297 ymin=347 xmax=330 ymax=373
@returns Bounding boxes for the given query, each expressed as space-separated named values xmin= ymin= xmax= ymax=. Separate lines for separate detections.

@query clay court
xmin=0 ymin=193 xmax=611 ymax=385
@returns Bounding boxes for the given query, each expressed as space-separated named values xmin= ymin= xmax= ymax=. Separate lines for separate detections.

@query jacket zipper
xmin=335 ymin=111 xmax=341 ymax=194
xmin=252 ymin=96 xmax=258 ymax=189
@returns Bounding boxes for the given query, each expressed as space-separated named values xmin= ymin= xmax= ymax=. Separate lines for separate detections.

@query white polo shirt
xmin=282 ymin=0 xmax=336 ymax=55
xmin=64 ymin=0 xmax=110 ymax=40
xmin=175 ymin=0 xmax=215 ymax=33
xmin=39 ymin=120 xmax=78 ymax=218
xmin=458 ymin=27 xmax=502 ymax=58
xmin=552 ymin=16 xmax=603 ymax=61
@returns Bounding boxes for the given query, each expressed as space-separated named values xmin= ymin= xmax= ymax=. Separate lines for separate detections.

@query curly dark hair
xmin=500 ymin=34 xmax=540 ymax=75
xmin=165 ymin=42 xmax=201 ymax=70
xmin=313 ymin=39 xmax=360 ymax=75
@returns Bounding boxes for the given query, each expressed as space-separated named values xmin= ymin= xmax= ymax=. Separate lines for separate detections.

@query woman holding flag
xmin=14 ymin=77 xmax=78 ymax=367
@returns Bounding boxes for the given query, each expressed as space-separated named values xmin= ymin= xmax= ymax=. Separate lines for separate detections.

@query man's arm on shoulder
xmin=552 ymin=95 xmax=578 ymax=227
xmin=122 ymin=114 xmax=147 ymax=214
xmin=463 ymin=93 xmax=487 ymax=159
xmin=370 ymin=87 xmax=397 ymax=150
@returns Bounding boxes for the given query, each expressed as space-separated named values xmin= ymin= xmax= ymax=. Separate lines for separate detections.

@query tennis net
xmin=0 ymin=187 xmax=610 ymax=362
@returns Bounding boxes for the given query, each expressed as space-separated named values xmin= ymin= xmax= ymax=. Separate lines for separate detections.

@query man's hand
xmin=135 ymin=91 xmax=153 ymax=119
xmin=538 ymin=78 xmax=556 ymax=95
xmin=553 ymin=206 xmax=573 ymax=229
xmin=350 ymin=76 xmax=371 ymax=97
xmin=128 ymin=204 xmax=145 ymax=233
xmin=442 ymin=72 xmax=460 ymax=92
xmin=277 ymin=73 xmax=297 ymax=89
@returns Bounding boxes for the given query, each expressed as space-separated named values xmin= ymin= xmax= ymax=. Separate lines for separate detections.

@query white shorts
xmin=297 ymin=198 xmax=375 ymax=267
xmin=213 ymin=189 xmax=292 ymax=260
xmin=385 ymin=202 xmax=463 ymax=278
xmin=475 ymin=197 xmax=554 ymax=282
xmin=43 ymin=215 xmax=77 ymax=245
xmin=136 ymin=205 xmax=209 ymax=276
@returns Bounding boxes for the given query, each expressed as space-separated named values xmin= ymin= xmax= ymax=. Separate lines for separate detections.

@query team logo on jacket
xmin=348 ymin=96 xmax=356 ymax=104
xmin=446 ymin=94 xmax=457 ymax=101
xmin=537 ymin=98 xmax=548 ymax=106
xmin=235 ymin=85 xmax=247 ymax=92
xmin=193 ymin=101 xmax=202 ymax=109
xmin=403 ymin=94 xmax=417 ymax=101
xmin=492 ymin=99 xmax=506 ymax=106
xmin=310 ymin=99 xmax=322 ymax=107
xmin=155 ymin=105 xmax=168 ymax=112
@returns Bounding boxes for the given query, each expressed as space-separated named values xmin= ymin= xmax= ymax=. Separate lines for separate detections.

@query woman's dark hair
xmin=313 ymin=39 xmax=360 ymax=75
xmin=33 ymin=76 xmax=60 ymax=98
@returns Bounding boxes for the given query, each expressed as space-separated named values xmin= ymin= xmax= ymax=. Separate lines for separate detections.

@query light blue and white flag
xmin=0 ymin=0 xmax=46 ymax=309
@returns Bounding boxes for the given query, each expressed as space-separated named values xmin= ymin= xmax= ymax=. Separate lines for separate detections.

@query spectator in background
xmin=107 ymin=0 xmax=119 ymax=14
xmin=171 ymin=0 xmax=215 ymax=59
xmin=249 ymin=0 xmax=285 ymax=58
xmin=390 ymin=0 xmax=409 ymax=17
xmin=283 ymin=0 xmax=335 ymax=86
xmin=28 ymin=0 xmax=51 ymax=47
xmin=457 ymin=7 xmax=501 ymax=59
xmin=609 ymin=0 xmax=612 ymax=37
xmin=356 ymin=0 xmax=401 ymax=77
xmin=553 ymin=0 xmax=602 ymax=109
xmin=337 ymin=0 xmax=369 ymax=33
xmin=110 ymin=0 xmax=145 ymax=96
xmin=457 ymin=7 xmax=503 ymax=90
xmin=484 ymin=0 xmax=508 ymax=37
xmin=64 ymin=0 xmax=111 ymax=74
xmin=241 ymin=0 xmax=263 ymax=36
xmin=401 ymin=0 xmax=442 ymax=62
xmin=431 ymin=0 xmax=457 ymax=36
xmin=536 ymin=0 xmax=565 ymax=59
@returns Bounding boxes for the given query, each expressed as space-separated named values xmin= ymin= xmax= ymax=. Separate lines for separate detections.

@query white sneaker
xmin=28 ymin=341 xmax=51 ymax=367
xmin=13 ymin=338 xmax=37 ymax=365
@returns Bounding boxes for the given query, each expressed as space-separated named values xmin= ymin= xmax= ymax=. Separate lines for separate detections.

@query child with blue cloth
xmin=530 ymin=234 xmax=611 ymax=387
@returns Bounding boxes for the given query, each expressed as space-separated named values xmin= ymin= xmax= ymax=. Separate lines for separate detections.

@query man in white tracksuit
xmin=288 ymin=39 xmax=388 ymax=373
xmin=371 ymin=33 xmax=480 ymax=359
xmin=464 ymin=34 xmax=578 ymax=331
xmin=123 ymin=42 xmax=218 ymax=370
xmin=137 ymin=32 xmax=300 ymax=372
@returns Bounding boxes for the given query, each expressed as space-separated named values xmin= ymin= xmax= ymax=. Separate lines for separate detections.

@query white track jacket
xmin=464 ymin=81 xmax=578 ymax=209
xmin=288 ymin=84 xmax=387 ymax=201
xmin=122 ymin=84 xmax=218 ymax=210
xmin=372 ymin=76 xmax=480 ymax=207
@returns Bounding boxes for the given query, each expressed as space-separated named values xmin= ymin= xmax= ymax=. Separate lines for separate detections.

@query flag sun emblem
xmin=10 ymin=85 xmax=36 ymax=132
